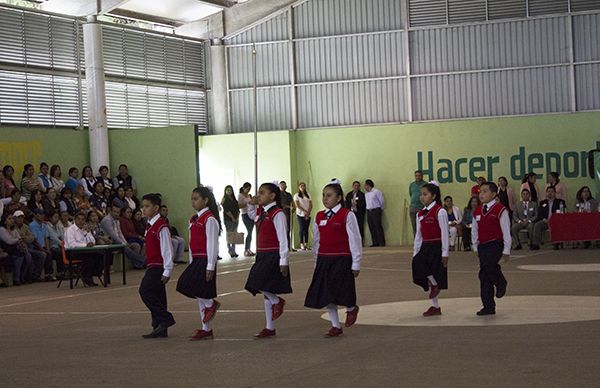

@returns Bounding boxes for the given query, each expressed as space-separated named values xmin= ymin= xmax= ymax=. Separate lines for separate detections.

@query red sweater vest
xmin=474 ymin=202 xmax=506 ymax=245
xmin=145 ymin=217 xmax=170 ymax=267
xmin=316 ymin=207 xmax=351 ymax=256
xmin=418 ymin=204 xmax=442 ymax=242
xmin=256 ymin=206 xmax=283 ymax=252
xmin=189 ymin=210 xmax=214 ymax=259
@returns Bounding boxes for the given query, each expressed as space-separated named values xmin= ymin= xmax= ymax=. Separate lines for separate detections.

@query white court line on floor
xmin=0 ymin=309 xmax=316 ymax=316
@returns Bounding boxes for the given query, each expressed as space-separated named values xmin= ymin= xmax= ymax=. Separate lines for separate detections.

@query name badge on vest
xmin=319 ymin=220 xmax=327 ymax=226
xmin=475 ymin=215 xmax=481 ymax=221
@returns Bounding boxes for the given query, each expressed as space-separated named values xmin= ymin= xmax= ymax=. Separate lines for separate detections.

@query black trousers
xmin=139 ymin=267 xmax=175 ymax=328
xmin=297 ymin=215 xmax=310 ymax=244
xmin=283 ymin=209 xmax=292 ymax=248
xmin=367 ymin=208 xmax=385 ymax=247
xmin=353 ymin=210 xmax=366 ymax=245
xmin=477 ymin=241 xmax=507 ymax=310
xmin=76 ymin=253 xmax=103 ymax=279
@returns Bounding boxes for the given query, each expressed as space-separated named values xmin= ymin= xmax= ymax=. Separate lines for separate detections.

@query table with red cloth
xmin=549 ymin=213 xmax=600 ymax=243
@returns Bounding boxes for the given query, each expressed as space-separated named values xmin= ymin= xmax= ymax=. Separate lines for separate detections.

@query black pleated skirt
xmin=412 ymin=242 xmax=448 ymax=291
xmin=244 ymin=251 xmax=292 ymax=296
xmin=176 ymin=258 xmax=217 ymax=299
xmin=304 ymin=255 xmax=357 ymax=309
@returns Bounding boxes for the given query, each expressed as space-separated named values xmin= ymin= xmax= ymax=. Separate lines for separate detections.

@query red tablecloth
xmin=549 ymin=213 xmax=600 ymax=243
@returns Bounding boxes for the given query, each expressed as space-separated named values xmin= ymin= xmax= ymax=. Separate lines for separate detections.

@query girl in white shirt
xmin=293 ymin=182 xmax=312 ymax=251
xmin=238 ymin=182 xmax=256 ymax=257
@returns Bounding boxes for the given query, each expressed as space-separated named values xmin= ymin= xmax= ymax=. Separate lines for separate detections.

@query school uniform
xmin=305 ymin=204 xmax=362 ymax=309
xmin=412 ymin=202 xmax=449 ymax=292
xmin=139 ymin=214 xmax=175 ymax=331
xmin=177 ymin=209 xmax=219 ymax=299
xmin=472 ymin=200 xmax=512 ymax=313
xmin=244 ymin=202 xmax=291 ymax=296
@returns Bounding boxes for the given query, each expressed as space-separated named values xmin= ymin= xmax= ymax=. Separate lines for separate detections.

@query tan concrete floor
xmin=1 ymin=246 xmax=599 ymax=387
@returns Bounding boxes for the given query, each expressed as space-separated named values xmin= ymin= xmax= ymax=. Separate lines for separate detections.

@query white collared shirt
xmin=249 ymin=201 xmax=290 ymax=265
xmin=311 ymin=204 xmax=363 ymax=270
xmin=64 ymin=224 xmax=95 ymax=248
xmin=365 ymin=188 xmax=385 ymax=210
xmin=189 ymin=207 xmax=220 ymax=271
xmin=147 ymin=214 xmax=174 ymax=278
xmin=413 ymin=202 xmax=450 ymax=258
xmin=471 ymin=200 xmax=512 ymax=256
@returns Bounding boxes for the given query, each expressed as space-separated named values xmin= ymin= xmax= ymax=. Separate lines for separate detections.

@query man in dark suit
xmin=531 ymin=186 xmax=565 ymax=250
xmin=345 ymin=181 xmax=366 ymax=245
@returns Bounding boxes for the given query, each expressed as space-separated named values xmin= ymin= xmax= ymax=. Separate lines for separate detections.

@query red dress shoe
xmin=345 ymin=306 xmax=359 ymax=327
xmin=189 ymin=329 xmax=214 ymax=341
xmin=203 ymin=300 xmax=221 ymax=323
xmin=429 ymin=285 xmax=440 ymax=299
xmin=254 ymin=328 xmax=276 ymax=338
xmin=271 ymin=297 xmax=286 ymax=321
xmin=325 ymin=327 xmax=343 ymax=337
xmin=422 ymin=306 xmax=442 ymax=317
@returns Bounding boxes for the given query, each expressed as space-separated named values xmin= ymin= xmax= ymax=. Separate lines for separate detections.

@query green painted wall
xmin=199 ymin=112 xmax=600 ymax=246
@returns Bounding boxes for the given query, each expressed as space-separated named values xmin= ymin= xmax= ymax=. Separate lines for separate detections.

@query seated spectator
xmin=0 ymin=214 xmax=31 ymax=285
xmin=0 ymin=246 xmax=8 ymax=287
xmin=531 ymin=186 xmax=565 ymax=250
xmin=443 ymin=196 xmax=462 ymax=251
xmin=65 ymin=167 xmax=80 ymax=193
xmin=59 ymin=211 xmax=72 ymax=230
xmin=0 ymin=171 xmax=5 ymax=203
xmin=59 ymin=187 xmax=78 ymax=216
xmin=20 ymin=164 xmax=42 ymax=201
xmin=497 ymin=176 xmax=515 ymax=218
xmin=521 ymin=172 xmax=541 ymax=204
xmin=14 ymin=210 xmax=46 ymax=282
xmin=89 ymin=181 xmax=109 ymax=219
xmin=27 ymin=189 xmax=45 ymax=217
xmin=132 ymin=209 xmax=146 ymax=236
xmin=103 ymin=187 xmax=113 ymax=203
xmin=5 ymin=189 xmax=32 ymax=222
xmin=100 ymin=204 xmax=145 ymax=269
xmin=511 ymin=189 xmax=538 ymax=250
xmin=574 ymin=186 xmax=599 ymax=213
xmin=74 ymin=185 xmax=92 ymax=214
xmin=124 ymin=186 xmax=139 ymax=210
xmin=46 ymin=211 xmax=66 ymax=277
xmin=86 ymin=211 xmax=112 ymax=245
xmin=461 ymin=197 xmax=480 ymax=251
xmin=2 ymin=165 xmax=17 ymax=197
xmin=96 ymin=165 xmax=113 ymax=191
xmin=29 ymin=209 xmax=56 ymax=281
xmin=80 ymin=166 xmax=97 ymax=198
xmin=545 ymin=172 xmax=567 ymax=201
xmin=113 ymin=164 xmax=137 ymax=195
xmin=43 ymin=188 xmax=60 ymax=215
xmin=37 ymin=162 xmax=51 ymax=192
xmin=120 ymin=207 xmax=145 ymax=247
xmin=64 ymin=211 xmax=104 ymax=287
xmin=111 ymin=186 xmax=127 ymax=209
xmin=471 ymin=176 xmax=485 ymax=198
xmin=49 ymin=165 xmax=65 ymax=194
xmin=160 ymin=204 xmax=185 ymax=264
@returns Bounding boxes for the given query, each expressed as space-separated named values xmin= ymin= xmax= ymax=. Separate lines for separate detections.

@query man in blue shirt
xmin=409 ymin=170 xmax=426 ymax=237
xmin=28 ymin=208 xmax=55 ymax=281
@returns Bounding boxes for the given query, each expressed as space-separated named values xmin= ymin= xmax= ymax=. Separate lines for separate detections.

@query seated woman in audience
xmin=120 ymin=207 xmax=145 ymax=247
xmin=461 ymin=196 xmax=480 ymax=251
xmin=74 ymin=185 xmax=92 ymax=214
xmin=96 ymin=165 xmax=113 ymax=191
xmin=59 ymin=211 xmax=73 ymax=230
xmin=89 ymin=182 xmax=109 ymax=219
xmin=575 ymin=186 xmax=599 ymax=213
xmin=79 ymin=166 xmax=97 ymax=198
xmin=2 ymin=165 xmax=17 ymax=197
xmin=49 ymin=165 xmax=65 ymax=194
xmin=443 ymin=196 xmax=462 ymax=251
xmin=37 ymin=162 xmax=51 ymax=193
xmin=65 ymin=167 xmax=80 ymax=193
xmin=497 ymin=176 xmax=515 ymax=218
xmin=545 ymin=172 xmax=567 ymax=201
xmin=111 ymin=186 xmax=127 ymax=209
xmin=86 ymin=211 xmax=112 ymax=245
xmin=124 ymin=186 xmax=139 ymax=210
xmin=20 ymin=164 xmax=42 ymax=201
xmin=132 ymin=209 xmax=146 ymax=237
xmin=0 ymin=214 xmax=31 ymax=286
xmin=520 ymin=172 xmax=541 ymax=204
xmin=43 ymin=188 xmax=60 ymax=215
xmin=5 ymin=189 xmax=32 ymax=221
xmin=27 ymin=190 xmax=45 ymax=218
xmin=59 ymin=187 xmax=78 ymax=216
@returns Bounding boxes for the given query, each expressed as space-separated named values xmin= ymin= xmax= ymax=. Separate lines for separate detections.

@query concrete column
xmin=83 ymin=15 xmax=110 ymax=172
xmin=210 ymin=38 xmax=230 ymax=135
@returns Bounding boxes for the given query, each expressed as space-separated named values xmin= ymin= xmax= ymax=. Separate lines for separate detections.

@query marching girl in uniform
xmin=305 ymin=180 xmax=361 ymax=337
xmin=176 ymin=186 xmax=222 ymax=340
xmin=244 ymin=182 xmax=291 ymax=339
xmin=412 ymin=182 xmax=449 ymax=317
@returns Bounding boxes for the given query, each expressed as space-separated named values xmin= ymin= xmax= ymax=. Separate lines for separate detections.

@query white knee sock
xmin=431 ymin=297 xmax=440 ymax=308
xmin=264 ymin=298 xmax=275 ymax=330
xmin=346 ymin=306 xmax=357 ymax=313
xmin=427 ymin=275 xmax=438 ymax=286
xmin=261 ymin=291 xmax=280 ymax=305
xmin=327 ymin=304 xmax=341 ymax=328
xmin=197 ymin=298 xmax=211 ymax=331
xmin=199 ymin=298 xmax=214 ymax=308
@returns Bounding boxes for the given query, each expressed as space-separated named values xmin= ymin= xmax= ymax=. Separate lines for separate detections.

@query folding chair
xmin=57 ymin=241 xmax=104 ymax=289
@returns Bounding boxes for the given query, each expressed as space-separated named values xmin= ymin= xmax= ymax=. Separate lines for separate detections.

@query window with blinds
xmin=0 ymin=5 xmax=207 ymax=130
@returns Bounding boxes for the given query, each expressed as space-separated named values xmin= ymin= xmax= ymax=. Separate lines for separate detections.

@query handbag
xmin=226 ymin=232 xmax=245 ymax=245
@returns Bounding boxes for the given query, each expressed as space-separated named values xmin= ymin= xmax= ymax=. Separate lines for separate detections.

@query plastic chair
xmin=57 ymin=241 xmax=104 ymax=288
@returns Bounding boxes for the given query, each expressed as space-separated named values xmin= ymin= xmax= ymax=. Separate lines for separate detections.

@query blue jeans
xmin=242 ymin=214 xmax=254 ymax=251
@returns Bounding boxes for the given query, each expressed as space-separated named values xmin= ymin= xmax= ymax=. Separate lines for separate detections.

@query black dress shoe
xmin=496 ymin=283 xmax=507 ymax=299
xmin=476 ymin=308 xmax=496 ymax=316
xmin=142 ymin=325 xmax=169 ymax=339
xmin=83 ymin=278 xmax=98 ymax=287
